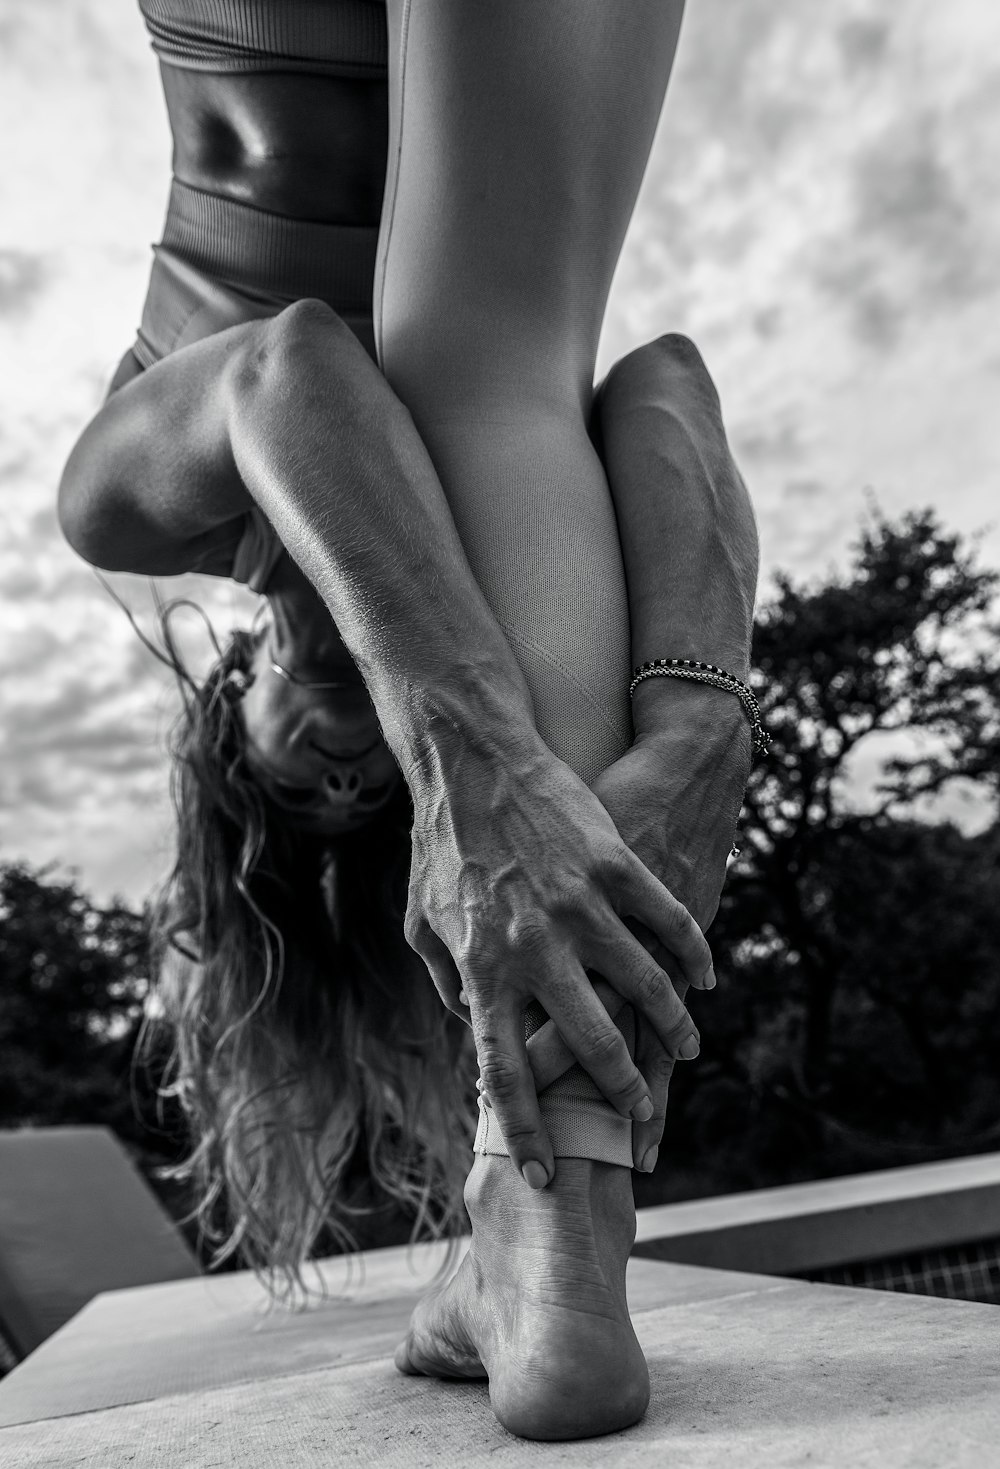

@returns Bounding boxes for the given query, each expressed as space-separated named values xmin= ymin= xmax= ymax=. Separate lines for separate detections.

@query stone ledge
xmin=1 ymin=1247 xmax=997 ymax=1466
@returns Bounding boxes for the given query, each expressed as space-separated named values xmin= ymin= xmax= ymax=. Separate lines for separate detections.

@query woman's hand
xmin=402 ymin=717 xmax=715 ymax=1189
xmin=593 ymin=718 xmax=748 ymax=1171
xmin=525 ymin=702 xmax=750 ymax=1172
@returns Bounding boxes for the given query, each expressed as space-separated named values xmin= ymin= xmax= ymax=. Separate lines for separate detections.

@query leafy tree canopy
xmin=650 ymin=508 xmax=1000 ymax=1202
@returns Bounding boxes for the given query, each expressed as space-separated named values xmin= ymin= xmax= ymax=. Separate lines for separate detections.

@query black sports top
xmin=127 ymin=0 xmax=387 ymax=594
xmin=137 ymin=0 xmax=387 ymax=77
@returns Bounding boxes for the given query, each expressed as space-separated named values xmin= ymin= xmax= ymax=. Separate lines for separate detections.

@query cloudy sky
xmin=1 ymin=0 xmax=998 ymax=903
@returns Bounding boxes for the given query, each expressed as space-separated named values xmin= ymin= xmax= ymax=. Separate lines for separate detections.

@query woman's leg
xmin=375 ymin=0 xmax=687 ymax=1440
xmin=376 ymin=0 xmax=685 ymax=786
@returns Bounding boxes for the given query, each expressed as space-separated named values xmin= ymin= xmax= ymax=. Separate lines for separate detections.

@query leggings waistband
xmin=160 ymin=179 xmax=379 ymax=313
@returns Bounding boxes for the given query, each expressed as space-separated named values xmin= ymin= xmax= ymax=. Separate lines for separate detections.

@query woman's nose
xmin=321 ymin=767 xmax=366 ymax=804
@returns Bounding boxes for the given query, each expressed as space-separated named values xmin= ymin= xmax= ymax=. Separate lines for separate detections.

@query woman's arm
xmin=597 ymin=333 xmax=759 ymax=753
xmin=591 ymin=334 xmax=759 ymax=1168
xmin=59 ymin=301 xmax=540 ymax=753
xmin=593 ymin=333 xmax=757 ymax=940
xmin=522 ymin=335 xmax=759 ymax=1165
xmin=59 ymin=300 xmax=711 ymax=1169
xmin=59 ymin=325 xmax=255 ymax=575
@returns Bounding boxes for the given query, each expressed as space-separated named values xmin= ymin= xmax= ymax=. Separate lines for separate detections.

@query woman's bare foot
xmin=394 ymin=1153 xmax=647 ymax=1440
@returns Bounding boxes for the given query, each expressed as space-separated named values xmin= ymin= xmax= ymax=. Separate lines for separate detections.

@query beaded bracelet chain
xmin=628 ymin=658 xmax=771 ymax=756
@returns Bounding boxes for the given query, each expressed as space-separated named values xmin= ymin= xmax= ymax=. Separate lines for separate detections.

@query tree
xmin=0 ymin=864 xmax=187 ymax=1182
xmin=649 ymin=509 xmax=1000 ymax=1201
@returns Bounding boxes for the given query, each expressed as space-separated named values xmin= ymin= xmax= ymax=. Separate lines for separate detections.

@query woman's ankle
xmin=464 ymin=1153 xmax=636 ymax=1247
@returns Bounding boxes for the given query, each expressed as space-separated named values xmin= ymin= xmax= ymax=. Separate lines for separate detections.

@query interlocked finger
xmin=630 ymin=1013 xmax=680 ymax=1172
xmin=618 ymin=855 xmax=716 ymax=990
xmin=591 ymin=929 xmax=700 ymax=1062
xmin=526 ymin=978 xmax=626 ymax=1093
xmin=413 ymin=926 xmax=468 ymax=1021
xmin=541 ymin=961 xmax=653 ymax=1120
xmin=472 ymin=996 xmax=554 ymax=1188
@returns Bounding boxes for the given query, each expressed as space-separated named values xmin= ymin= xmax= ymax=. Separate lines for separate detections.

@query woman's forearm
xmin=224 ymin=303 xmax=541 ymax=778
xmin=59 ymin=302 xmax=541 ymax=779
xmin=597 ymin=335 xmax=759 ymax=760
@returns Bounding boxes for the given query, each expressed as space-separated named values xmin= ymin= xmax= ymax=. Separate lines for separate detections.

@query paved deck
xmin=1 ymin=1241 xmax=997 ymax=1466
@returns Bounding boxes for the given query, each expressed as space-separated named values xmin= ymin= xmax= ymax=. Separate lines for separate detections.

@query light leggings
xmin=374 ymin=0 xmax=687 ymax=1160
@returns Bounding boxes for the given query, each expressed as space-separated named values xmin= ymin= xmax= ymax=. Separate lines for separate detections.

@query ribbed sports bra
xmin=137 ymin=0 xmax=387 ymax=77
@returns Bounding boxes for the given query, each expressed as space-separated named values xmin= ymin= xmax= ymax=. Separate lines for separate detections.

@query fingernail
xmin=632 ymin=1096 xmax=654 ymax=1123
xmin=521 ymin=1161 xmax=550 ymax=1190
xmin=678 ymin=1034 xmax=700 ymax=1061
xmin=704 ymin=968 xmax=717 ymax=991
xmin=640 ymin=1145 xmax=659 ymax=1174
xmin=458 ymin=989 xmax=469 ymax=1006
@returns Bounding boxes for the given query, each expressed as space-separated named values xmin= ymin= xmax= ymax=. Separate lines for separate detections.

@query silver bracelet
xmin=629 ymin=658 xmax=770 ymax=756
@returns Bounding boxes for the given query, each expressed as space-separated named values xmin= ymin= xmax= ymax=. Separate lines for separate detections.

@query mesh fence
xmin=802 ymin=1236 xmax=1000 ymax=1306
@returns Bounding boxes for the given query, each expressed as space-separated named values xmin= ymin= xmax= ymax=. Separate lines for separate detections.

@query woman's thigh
xmin=376 ymin=0 xmax=685 ymax=408
xmin=374 ymin=0 xmax=686 ymax=782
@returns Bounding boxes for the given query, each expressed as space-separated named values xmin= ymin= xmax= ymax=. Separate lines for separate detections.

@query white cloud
xmin=604 ymin=0 xmax=1000 ymax=585
xmin=2 ymin=0 xmax=998 ymax=900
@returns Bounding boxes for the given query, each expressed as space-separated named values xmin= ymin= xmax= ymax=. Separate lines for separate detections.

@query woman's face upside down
xmin=240 ymin=635 xmax=402 ymax=836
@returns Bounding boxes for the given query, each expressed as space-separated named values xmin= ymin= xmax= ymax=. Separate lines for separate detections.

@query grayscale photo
xmin=1 ymin=0 xmax=998 ymax=1462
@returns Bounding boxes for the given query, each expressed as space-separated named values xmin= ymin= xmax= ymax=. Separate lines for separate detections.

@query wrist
xmin=378 ymin=663 xmax=543 ymax=798
xmin=632 ymin=677 xmax=752 ymax=787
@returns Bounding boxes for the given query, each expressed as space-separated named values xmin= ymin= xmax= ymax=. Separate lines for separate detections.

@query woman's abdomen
xmin=160 ymin=65 xmax=388 ymax=226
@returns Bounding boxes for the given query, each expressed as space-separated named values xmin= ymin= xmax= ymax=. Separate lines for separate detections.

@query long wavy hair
xmin=139 ymin=601 xmax=475 ymax=1287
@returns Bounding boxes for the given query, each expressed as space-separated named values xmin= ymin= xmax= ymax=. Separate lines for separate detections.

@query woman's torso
xmin=116 ymin=2 xmax=391 ymax=591
xmin=160 ymin=66 xmax=387 ymax=229
xmin=146 ymin=0 xmax=388 ymax=225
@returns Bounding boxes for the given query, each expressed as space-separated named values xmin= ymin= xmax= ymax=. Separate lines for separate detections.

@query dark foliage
xmin=0 ymin=865 xmax=146 ymax=1134
xmin=644 ymin=509 xmax=1000 ymax=1203
xmin=0 ymin=865 xmax=191 ymax=1221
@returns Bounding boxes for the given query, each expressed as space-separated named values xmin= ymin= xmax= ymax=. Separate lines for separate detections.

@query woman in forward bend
xmin=59 ymin=0 xmax=759 ymax=1439
xmin=372 ymin=2 xmax=760 ymax=1436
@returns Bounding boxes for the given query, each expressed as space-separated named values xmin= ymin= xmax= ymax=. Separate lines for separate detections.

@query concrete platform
xmin=0 ymin=1242 xmax=997 ymax=1466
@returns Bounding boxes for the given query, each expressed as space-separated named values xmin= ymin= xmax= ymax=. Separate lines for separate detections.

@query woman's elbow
xmin=57 ymin=455 xmax=100 ymax=564
xmin=57 ymin=438 xmax=125 ymax=569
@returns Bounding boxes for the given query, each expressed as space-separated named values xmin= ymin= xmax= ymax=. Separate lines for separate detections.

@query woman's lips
xmin=309 ymin=736 xmax=383 ymax=764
